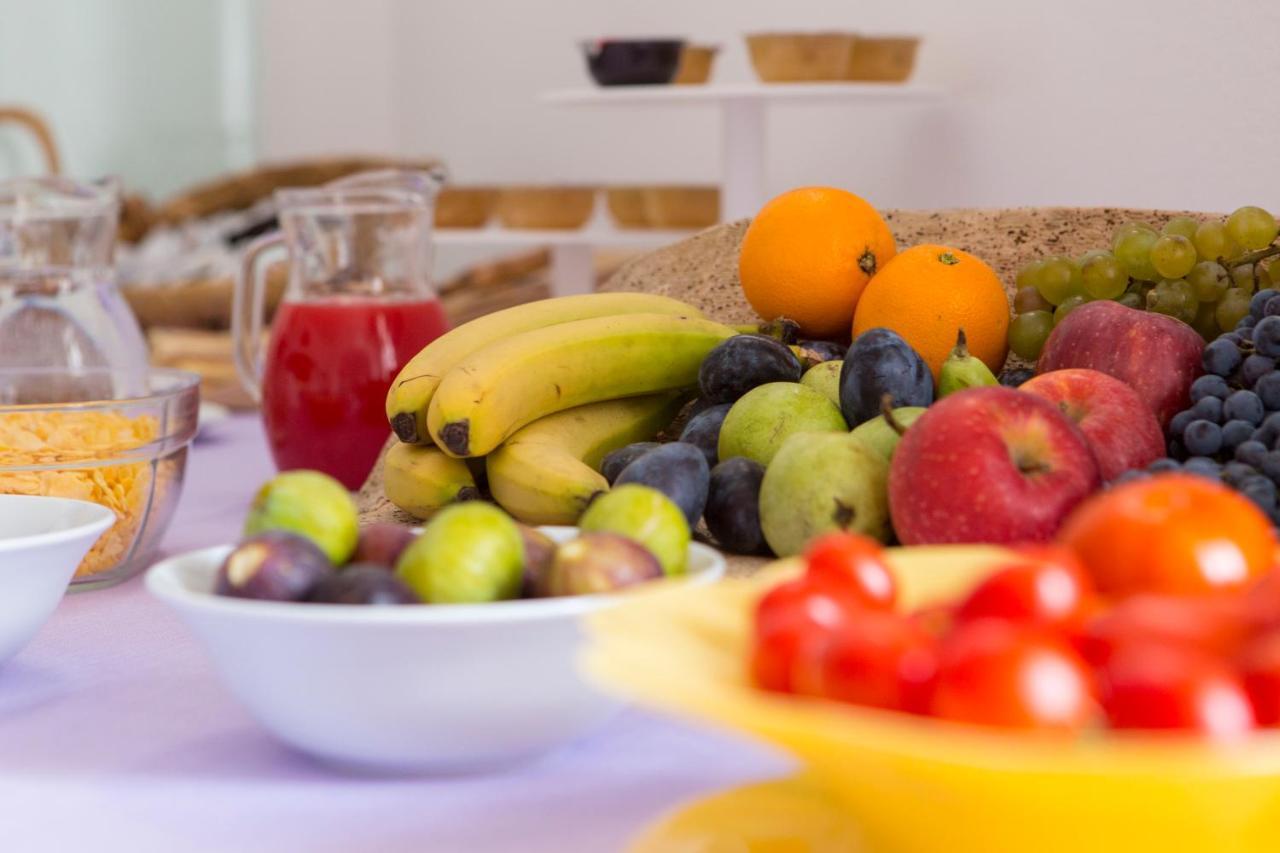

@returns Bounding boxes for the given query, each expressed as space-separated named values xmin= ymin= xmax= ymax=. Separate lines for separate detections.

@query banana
xmin=486 ymin=393 xmax=684 ymax=525
xmin=428 ymin=313 xmax=737 ymax=457
xmin=938 ymin=329 xmax=999 ymax=397
xmin=383 ymin=441 xmax=482 ymax=520
xmin=386 ymin=292 xmax=703 ymax=444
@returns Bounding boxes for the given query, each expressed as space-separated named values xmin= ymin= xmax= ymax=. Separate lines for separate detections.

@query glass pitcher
xmin=0 ymin=176 xmax=148 ymax=401
xmin=233 ymin=170 xmax=449 ymax=490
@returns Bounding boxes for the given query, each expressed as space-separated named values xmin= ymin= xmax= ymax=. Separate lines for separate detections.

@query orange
xmin=738 ymin=187 xmax=896 ymax=339
xmin=852 ymin=244 xmax=1009 ymax=380
xmin=1058 ymin=474 xmax=1276 ymax=599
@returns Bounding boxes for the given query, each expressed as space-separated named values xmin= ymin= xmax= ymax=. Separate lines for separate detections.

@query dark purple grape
xmin=1255 ymin=317 xmax=1280 ymax=358
xmin=1242 ymin=355 xmax=1277 ymax=387
xmin=1223 ymin=461 xmax=1256 ymax=486
xmin=1256 ymin=413 xmax=1280 ymax=448
xmin=352 ymin=523 xmax=416 ymax=569
xmin=1223 ymin=419 xmax=1255 ymax=452
xmin=1239 ymin=316 xmax=1259 ymax=330
xmin=840 ymin=328 xmax=934 ymax=427
xmin=1236 ymin=440 xmax=1269 ymax=468
xmin=1112 ymin=470 xmax=1149 ymax=486
xmin=1256 ymin=372 xmax=1280 ymax=411
xmin=1190 ymin=374 xmax=1231 ymax=402
xmin=1240 ymin=476 xmax=1277 ymax=511
xmin=685 ymin=397 xmax=719 ymax=419
xmin=678 ymin=403 xmax=732 ymax=468
xmin=1202 ymin=337 xmax=1243 ymax=377
xmin=798 ymin=340 xmax=848 ymax=362
xmin=1167 ymin=438 xmax=1187 ymax=460
xmin=699 ymin=335 xmax=802 ymax=404
xmin=1182 ymin=457 xmax=1222 ymax=479
xmin=998 ymin=368 xmax=1036 ymax=388
xmin=1167 ymin=409 xmax=1194 ymax=440
xmin=1262 ymin=452 xmax=1280 ymax=486
xmin=1190 ymin=396 xmax=1224 ymax=424
xmin=1225 ymin=389 xmax=1265 ymax=425
xmin=1183 ymin=420 xmax=1223 ymax=456
xmin=1265 ymin=297 xmax=1280 ymax=318
xmin=601 ymin=442 xmax=660 ymax=485
xmin=1148 ymin=458 xmax=1182 ymax=473
xmin=307 ymin=564 xmax=418 ymax=605
xmin=216 ymin=532 xmax=332 ymax=601
xmin=1251 ymin=289 xmax=1280 ymax=317
xmin=704 ymin=457 xmax=768 ymax=555
xmin=615 ymin=441 xmax=710 ymax=526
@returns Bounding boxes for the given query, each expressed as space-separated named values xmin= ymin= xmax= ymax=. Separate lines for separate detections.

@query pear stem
xmin=952 ymin=327 xmax=970 ymax=359
xmin=880 ymin=394 xmax=907 ymax=436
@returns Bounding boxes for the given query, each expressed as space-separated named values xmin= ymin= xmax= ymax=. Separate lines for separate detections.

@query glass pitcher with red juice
xmin=232 ymin=172 xmax=448 ymax=489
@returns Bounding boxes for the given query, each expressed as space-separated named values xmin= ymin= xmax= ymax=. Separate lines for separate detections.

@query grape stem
xmin=1224 ymin=241 xmax=1280 ymax=271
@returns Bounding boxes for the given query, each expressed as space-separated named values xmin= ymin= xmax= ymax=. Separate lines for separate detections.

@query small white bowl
xmin=0 ymin=495 xmax=115 ymax=664
xmin=146 ymin=526 xmax=725 ymax=774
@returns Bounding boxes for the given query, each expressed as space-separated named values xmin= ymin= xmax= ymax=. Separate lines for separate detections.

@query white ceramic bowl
xmin=0 ymin=495 xmax=115 ymax=664
xmin=146 ymin=527 xmax=725 ymax=774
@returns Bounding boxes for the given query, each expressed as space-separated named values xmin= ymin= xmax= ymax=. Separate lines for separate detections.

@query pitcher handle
xmin=232 ymin=232 xmax=285 ymax=404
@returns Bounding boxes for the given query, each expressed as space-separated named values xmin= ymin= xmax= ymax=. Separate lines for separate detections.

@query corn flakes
xmin=0 ymin=411 xmax=159 ymax=577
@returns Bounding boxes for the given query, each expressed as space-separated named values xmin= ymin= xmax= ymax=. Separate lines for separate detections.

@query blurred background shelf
xmin=542 ymin=83 xmax=944 ymax=220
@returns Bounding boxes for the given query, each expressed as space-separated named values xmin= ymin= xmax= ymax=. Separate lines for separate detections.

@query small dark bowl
xmin=581 ymin=39 xmax=685 ymax=86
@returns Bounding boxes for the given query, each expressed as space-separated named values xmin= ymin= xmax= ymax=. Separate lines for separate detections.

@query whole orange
xmin=738 ymin=187 xmax=896 ymax=339
xmin=1057 ymin=473 xmax=1276 ymax=599
xmin=852 ymin=244 xmax=1009 ymax=380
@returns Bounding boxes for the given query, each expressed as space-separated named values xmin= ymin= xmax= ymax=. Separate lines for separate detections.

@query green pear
xmin=800 ymin=361 xmax=842 ymax=407
xmin=719 ymin=382 xmax=847 ymax=467
xmin=849 ymin=406 xmax=927 ymax=461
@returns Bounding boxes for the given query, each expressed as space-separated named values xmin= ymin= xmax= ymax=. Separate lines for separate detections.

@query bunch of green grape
xmin=1008 ymin=205 xmax=1280 ymax=362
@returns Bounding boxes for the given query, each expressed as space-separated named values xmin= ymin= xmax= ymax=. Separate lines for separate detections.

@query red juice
xmin=261 ymin=296 xmax=449 ymax=489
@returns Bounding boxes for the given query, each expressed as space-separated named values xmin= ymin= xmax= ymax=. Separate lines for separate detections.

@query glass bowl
xmin=0 ymin=367 xmax=200 ymax=590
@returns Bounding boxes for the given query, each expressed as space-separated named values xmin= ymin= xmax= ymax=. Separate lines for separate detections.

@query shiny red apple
xmin=889 ymin=387 xmax=1102 ymax=545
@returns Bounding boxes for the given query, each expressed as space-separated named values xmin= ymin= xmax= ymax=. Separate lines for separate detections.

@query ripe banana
xmin=383 ymin=441 xmax=482 ymax=520
xmin=428 ymin=313 xmax=737 ymax=457
xmin=386 ymin=292 xmax=703 ymax=444
xmin=486 ymin=393 xmax=684 ymax=525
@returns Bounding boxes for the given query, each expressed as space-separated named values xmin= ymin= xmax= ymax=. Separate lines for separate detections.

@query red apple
xmin=889 ymin=387 xmax=1101 ymax=545
xmin=1037 ymin=300 xmax=1204 ymax=427
xmin=1019 ymin=368 xmax=1165 ymax=481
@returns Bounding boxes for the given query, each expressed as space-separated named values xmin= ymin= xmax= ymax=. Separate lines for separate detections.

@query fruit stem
xmin=951 ymin=328 xmax=969 ymax=358
xmin=880 ymin=394 xmax=908 ymax=436
xmin=1225 ymin=241 xmax=1280 ymax=270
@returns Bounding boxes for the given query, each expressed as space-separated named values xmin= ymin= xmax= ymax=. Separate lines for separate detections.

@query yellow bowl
xmin=587 ymin=546 xmax=1280 ymax=853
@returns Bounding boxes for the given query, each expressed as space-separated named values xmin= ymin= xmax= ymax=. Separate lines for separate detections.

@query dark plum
xmin=600 ymin=442 xmax=660 ymax=485
xmin=797 ymin=340 xmax=848 ymax=362
xmin=216 ymin=531 xmax=332 ymax=601
xmin=678 ymin=403 xmax=732 ymax=468
xmin=704 ymin=457 xmax=768 ymax=555
xmin=998 ymin=368 xmax=1035 ymax=387
xmin=307 ymin=565 xmax=418 ymax=605
xmin=517 ymin=524 xmax=557 ymax=597
xmin=839 ymin=328 xmax=934 ymax=427
xmin=615 ymin=441 xmax=710 ymax=526
xmin=352 ymin=523 xmax=416 ymax=568
xmin=698 ymin=335 xmax=802 ymax=404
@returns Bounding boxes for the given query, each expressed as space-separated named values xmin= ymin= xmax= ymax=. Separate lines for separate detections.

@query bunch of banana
xmin=385 ymin=292 xmax=704 ymax=444
xmin=383 ymin=442 xmax=480 ymax=520
xmin=486 ymin=393 xmax=684 ymax=525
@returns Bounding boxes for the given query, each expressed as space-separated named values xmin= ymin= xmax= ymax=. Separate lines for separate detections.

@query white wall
xmin=259 ymin=0 xmax=1280 ymax=214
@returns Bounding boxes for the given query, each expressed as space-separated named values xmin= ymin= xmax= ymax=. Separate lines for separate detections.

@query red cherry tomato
xmin=791 ymin=610 xmax=938 ymax=714
xmin=929 ymin=619 xmax=1097 ymax=731
xmin=956 ymin=547 xmax=1094 ymax=631
xmin=1074 ymin=594 xmax=1252 ymax=667
xmin=1099 ymin=643 xmax=1255 ymax=737
xmin=1238 ymin=631 xmax=1280 ymax=726
xmin=804 ymin=532 xmax=897 ymax=611
xmin=752 ymin=577 xmax=865 ymax=692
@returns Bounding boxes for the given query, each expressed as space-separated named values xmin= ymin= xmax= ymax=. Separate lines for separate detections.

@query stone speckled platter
xmin=358 ymin=207 xmax=1211 ymax=576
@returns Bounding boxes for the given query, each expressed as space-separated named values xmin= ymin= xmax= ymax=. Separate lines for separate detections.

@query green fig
xmin=244 ymin=470 xmax=359 ymax=564
xmin=395 ymin=502 xmax=524 ymax=603
xmin=579 ymin=484 xmax=689 ymax=575
xmin=938 ymin=329 xmax=999 ymax=397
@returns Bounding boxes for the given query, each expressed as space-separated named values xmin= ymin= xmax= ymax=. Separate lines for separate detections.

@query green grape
xmin=1013 ymin=285 xmax=1053 ymax=314
xmin=1216 ymin=287 xmax=1252 ymax=331
xmin=1008 ymin=310 xmax=1054 ymax=360
xmin=1080 ymin=253 xmax=1128 ymax=300
xmin=1077 ymin=248 xmax=1111 ymax=266
xmin=1161 ymin=216 xmax=1200 ymax=240
xmin=1147 ymin=279 xmax=1197 ymax=323
xmin=1113 ymin=229 xmax=1160 ymax=281
xmin=1193 ymin=221 xmax=1237 ymax=262
xmin=1149 ymin=235 xmax=1197 ymax=279
xmin=1259 ymin=265 xmax=1274 ymax=288
xmin=1036 ymin=256 xmax=1082 ymax=305
xmin=1015 ymin=259 xmax=1046 ymax=292
xmin=1191 ymin=299 xmax=1221 ymax=340
xmin=1053 ymin=295 xmax=1086 ymax=325
xmin=1111 ymin=222 xmax=1156 ymax=252
xmin=1187 ymin=261 xmax=1229 ymax=302
xmin=1225 ymin=205 xmax=1279 ymax=251
xmin=1116 ymin=291 xmax=1143 ymax=310
xmin=1231 ymin=264 xmax=1260 ymax=295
